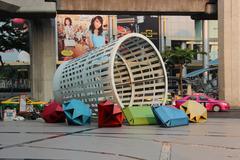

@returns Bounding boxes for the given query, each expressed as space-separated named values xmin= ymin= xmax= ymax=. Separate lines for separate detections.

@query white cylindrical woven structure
xmin=53 ymin=33 xmax=168 ymax=113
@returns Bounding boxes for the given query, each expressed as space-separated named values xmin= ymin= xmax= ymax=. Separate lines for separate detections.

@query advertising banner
xmin=57 ymin=15 xmax=109 ymax=62
xmin=117 ymin=15 xmax=159 ymax=49
xmin=138 ymin=16 xmax=159 ymax=49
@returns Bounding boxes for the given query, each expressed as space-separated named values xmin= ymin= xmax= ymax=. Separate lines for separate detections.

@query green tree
xmin=0 ymin=18 xmax=29 ymax=52
xmin=162 ymin=47 xmax=204 ymax=96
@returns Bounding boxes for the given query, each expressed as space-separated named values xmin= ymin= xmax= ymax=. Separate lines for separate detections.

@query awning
xmin=184 ymin=67 xmax=217 ymax=78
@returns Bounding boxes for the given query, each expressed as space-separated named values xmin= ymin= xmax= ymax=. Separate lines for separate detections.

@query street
xmin=208 ymin=109 xmax=240 ymax=119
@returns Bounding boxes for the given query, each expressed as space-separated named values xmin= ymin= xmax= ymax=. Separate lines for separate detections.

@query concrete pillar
xmin=112 ymin=15 xmax=118 ymax=40
xmin=30 ymin=18 xmax=56 ymax=101
xmin=202 ymin=20 xmax=209 ymax=84
xmin=190 ymin=42 xmax=194 ymax=50
xmin=159 ymin=16 xmax=165 ymax=53
xmin=195 ymin=20 xmax=202 ymax=41
xmin=108 ymin=16 xmax=113 ymax=42
xmin=181 ymin=41 xmax=187 ymax=49
xmin=218 ymin=0 xmax=240 ymax=107
xmin=181 ymin=42 xmax=187 ymax=77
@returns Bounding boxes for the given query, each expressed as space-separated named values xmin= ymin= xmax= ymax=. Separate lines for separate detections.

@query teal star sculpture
xmin=63 ymin=99 xmax=92 ymax=125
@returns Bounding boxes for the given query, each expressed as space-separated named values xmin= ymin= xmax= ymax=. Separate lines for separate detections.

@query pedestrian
xmin=0 ymin=55 xmax=4 ymax=66
xmin=171 ymin=92 xmax=176 ymax=106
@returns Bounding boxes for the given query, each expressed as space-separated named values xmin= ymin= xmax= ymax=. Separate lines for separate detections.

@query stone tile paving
xmin=0 ymin=118 xmax=240 ymax=160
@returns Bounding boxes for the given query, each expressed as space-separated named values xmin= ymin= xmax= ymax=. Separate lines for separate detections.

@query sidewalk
xmin=0 ymin=118 xmax=240 ymax=160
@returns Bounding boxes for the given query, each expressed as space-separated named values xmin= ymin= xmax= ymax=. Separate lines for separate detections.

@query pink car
xmin=175 ymin=93 xmax=230 ymax=112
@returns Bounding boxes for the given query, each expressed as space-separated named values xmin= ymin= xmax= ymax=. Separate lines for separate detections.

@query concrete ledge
xmin=57 ymin=0 xmax=214 ymax=15
xmin=0 ymin=0 xmax=20 ymax=12
xmin=0 ymin=0 xmax=56 ymax=16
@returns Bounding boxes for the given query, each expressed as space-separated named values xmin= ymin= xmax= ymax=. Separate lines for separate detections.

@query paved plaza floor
xmin=0 ymin=118 xmax=240 ymax=160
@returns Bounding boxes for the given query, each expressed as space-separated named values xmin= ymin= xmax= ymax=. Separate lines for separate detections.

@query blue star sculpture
xmin=63 ymin=99 xmax=92 ymax=125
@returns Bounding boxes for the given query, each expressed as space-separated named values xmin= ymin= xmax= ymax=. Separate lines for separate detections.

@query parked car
xmin=175 ymin=93 xmax=230 ymax=112
xmin=0 ymin=96 xmax=47 ymax=112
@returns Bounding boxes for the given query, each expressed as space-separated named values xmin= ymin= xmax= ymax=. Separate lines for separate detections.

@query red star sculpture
xmin=98 ymin=100 xmax=124 ymax=128
xmin=41 ymin=100 xmax=65 ymax=123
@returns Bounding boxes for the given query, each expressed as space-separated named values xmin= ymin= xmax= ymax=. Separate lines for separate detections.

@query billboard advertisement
xmin=57 ymin=15 xmax=109 ymax=62
xmin=117 ymin=15 xmax=136 ymax=38
xmin=138 ymin=16 xmax=159 ymax=49
xmin=117 ymin=15 xmax=159 ymax=49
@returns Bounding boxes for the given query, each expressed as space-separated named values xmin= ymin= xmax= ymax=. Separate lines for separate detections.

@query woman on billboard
xmin=63 ymin=17 xmax=75 ymax=47
xmin=86 ymin=16 xmax=106 ymax=49
xmin=63 ymin=17 xmax=74 ymax=40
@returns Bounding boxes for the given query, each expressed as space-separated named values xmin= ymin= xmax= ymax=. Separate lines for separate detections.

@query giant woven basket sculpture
xmin=53 ymin=33 xmax=168 ymax=114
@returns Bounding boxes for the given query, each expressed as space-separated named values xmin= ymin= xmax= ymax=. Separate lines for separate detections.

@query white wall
xmin=164 ymin=16 xmax=195 ymax=46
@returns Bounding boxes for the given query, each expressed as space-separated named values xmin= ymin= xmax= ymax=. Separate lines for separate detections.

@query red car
xmin=175 ymin=93 xmax=230 ymax=112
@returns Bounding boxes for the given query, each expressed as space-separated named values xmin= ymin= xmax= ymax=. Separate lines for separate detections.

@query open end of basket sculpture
xmin=53 ymin=33 xmax=168 ymax=114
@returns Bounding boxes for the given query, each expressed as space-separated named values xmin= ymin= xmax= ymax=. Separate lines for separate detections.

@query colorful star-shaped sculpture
xmin=63 ymin=99 xmax=92 ymax=125
xmin=98 ymin=100 xmax=124 ymax=127
xmin=41 ymin=100 xmax=66 ymax=123
xmin=152 ymin=105 xmax=189 ymax=127
xmin=123 ymin=106 xmax=157 ymax=125
xmin=180 ymin=100 xmax=207 ymax=123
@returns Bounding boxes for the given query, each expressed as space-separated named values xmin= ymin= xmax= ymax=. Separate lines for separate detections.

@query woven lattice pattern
xmin=53 ymin=33 xmax=168 ymax=114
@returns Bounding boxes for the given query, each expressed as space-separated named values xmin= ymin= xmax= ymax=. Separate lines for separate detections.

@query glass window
xmin=199 ymin=96 xmax=208 ymax=101
xmin=187 ymin=96 xmax=197 ymax=100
